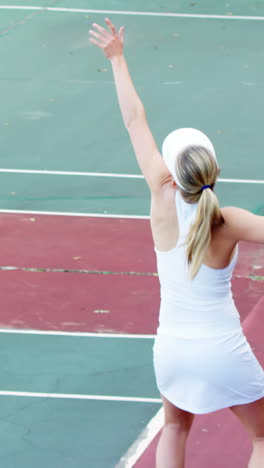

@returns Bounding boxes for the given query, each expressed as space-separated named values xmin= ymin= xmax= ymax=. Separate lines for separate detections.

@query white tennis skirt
xmin=153 ymin=328 xmax=264 ymax=414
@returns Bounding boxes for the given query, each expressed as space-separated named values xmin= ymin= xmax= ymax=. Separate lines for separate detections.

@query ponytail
xmin=186 ymin=188 xmax=224 ymax=279
xmin=175 ymin=145 xmax=223 ymax=279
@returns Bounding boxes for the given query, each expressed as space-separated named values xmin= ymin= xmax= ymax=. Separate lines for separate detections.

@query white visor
xmin=162 ymin=128 xmax=218 ymax=189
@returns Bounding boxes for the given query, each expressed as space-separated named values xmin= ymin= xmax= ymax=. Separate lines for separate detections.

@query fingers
xmin=89 ymin=37 xmax=105 ymax=49
xmin=89 ymin=18 xmax=125 ymax=53
xmin=118 ymin=26 xmax=125 ymax=43
xmin=89 ymin=29 xmax=106 ymax=43
xmin=92 ymin=22 xmax=111 ymax=40
xmin=105 ymin=17 xmax=116 ymax=35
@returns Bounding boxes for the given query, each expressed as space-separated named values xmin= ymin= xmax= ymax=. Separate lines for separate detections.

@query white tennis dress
xmin=153 ymin=190 xmax=264 ymax=414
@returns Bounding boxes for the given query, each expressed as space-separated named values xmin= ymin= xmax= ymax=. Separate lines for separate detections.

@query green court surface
xmin=1 ymin=13 xmax=264 ymax=179
xmin=9 ymin=0 xmax=264 ymax=16
xmin=0 ymin=331 xmax=160 ymax=467
xmin=0 ymin=173 xmax=263 ymax=215
xmin=0 ymin=398 xmax=159 ymax=468
xmin=0 ymin=3 xmax=263 ymax=468
xmin=0 ymin=333 xmax=157 ymax=396
xmin=0 ymin=5 xmax=263 ymax=217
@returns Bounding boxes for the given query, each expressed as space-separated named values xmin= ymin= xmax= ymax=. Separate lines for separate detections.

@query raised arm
xmin=89 ymin=18 xmax=171 ymax=192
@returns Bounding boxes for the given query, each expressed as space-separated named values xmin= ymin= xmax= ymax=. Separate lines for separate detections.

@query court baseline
xmin=0 ymin=6 xmax=264 ymax=21
xmin=0 ymin=168 xmax=263 ymax=184
xmin=0 ymin=390 xmax=161 ymax=403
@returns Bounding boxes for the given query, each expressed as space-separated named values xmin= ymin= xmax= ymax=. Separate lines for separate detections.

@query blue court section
xmin=0 ymin=4 xmax=263 ymax=216
xmin=1 ymin=10 xmax=264 ymax=176
xmin=0 ymin=398 xmax=159 ymax=468
xmin=0 ymin=332 xmax=161 ymax=467
xmin=0 ymin=173 xmax=263 ymax=215
xmin=0 ymin=333 xmax=158 ymax=396
xmin=63 ymin=0 xmax=264 ymax=16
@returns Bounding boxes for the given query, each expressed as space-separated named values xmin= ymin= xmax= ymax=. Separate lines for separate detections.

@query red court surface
xmin=0 ymin=214 xmax=263 ymax=332
xmin=0 ymin=214 xmax=155 ymax=272
xmin=0 ymin=269 xmax=262 ymax=333
xmin=0 ymin=213 xmax=263 ymax=274
xmin=0 ymin=270 xmax=159 ymax=333
xmin=135 ymin=296 xmax=264 ymax=468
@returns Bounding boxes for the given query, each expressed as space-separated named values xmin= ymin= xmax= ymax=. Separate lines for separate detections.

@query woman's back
xmin=150 ymin=185 xmax=237 ymax=266
xmin=154 ymin=190 xmax=242 ymax=338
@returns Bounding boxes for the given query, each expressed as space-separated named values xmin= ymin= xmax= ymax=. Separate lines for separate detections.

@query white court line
xmin=0 ymin=6 xmax=264 ymax=21
xmin=117 ymin=407 xmax=164 ymax=468
xmin=0 ymin=209 xmax=149 ymax=219
xmin=0 ymin=390 xmax=161 ymax=403
xmin=0 ymin=168 xmax=263 ymax=184
xmin=0 ymin=328 xmax=155 ymax=338
xmin=0 ymin=169 xmax=144 ymax=178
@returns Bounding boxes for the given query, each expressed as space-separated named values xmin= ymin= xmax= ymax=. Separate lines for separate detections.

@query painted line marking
xmin=0 ymin=328 xmax=156 ymax=338
xmin=0 ymin=169 xmax=144 ymax=178
xmin=0 ymin=168 xmax=263 ymax=184
xmin=1 ymin=266 xmax=261 ymax=281
xmin=0 ymin=390 xmax=161 ymax=403
xmin=117 ymin=407 xmax=163 ymax=468
xmin=0 ymin=209 xmax=149 ymax=219
xmin=0 ymin=265 xmax=158 ymax=276
xmin=0 ymin=6 xmax=264 ymax=21
xmin=1 ymin=266 xmax=261 ymax=282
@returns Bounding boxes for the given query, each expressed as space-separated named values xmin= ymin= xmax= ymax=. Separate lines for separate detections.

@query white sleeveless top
xmin=154 ymin=190 xmax=241 ymax=338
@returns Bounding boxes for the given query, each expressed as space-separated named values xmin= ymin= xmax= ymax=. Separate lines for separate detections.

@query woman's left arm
xmin=89 ymin=18 xmax=171 ymax=193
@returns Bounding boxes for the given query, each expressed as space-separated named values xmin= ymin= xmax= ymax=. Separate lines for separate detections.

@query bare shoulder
xmin=220 ymin=206 xmax=264 ymax=243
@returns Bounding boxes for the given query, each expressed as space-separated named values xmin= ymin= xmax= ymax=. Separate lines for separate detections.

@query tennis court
xmin=0 ymin=1 xmax=263 ymax=467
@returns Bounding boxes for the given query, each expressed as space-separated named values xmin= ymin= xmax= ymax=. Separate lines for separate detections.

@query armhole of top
xmin=175 ymin=190 xmax=182 ymax=246
xmin=230 ymin=243 xmax=239 ymax=266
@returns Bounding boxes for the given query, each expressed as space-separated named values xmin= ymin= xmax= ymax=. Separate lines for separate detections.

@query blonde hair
xmin=175 ymin=145 xmax=224 ymax=279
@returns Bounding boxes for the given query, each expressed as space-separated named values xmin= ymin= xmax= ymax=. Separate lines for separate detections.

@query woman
xmin=89 ymin=19 xmax=264 ymax=468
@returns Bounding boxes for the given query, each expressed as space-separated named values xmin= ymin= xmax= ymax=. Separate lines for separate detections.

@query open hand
xmin=89 ymin=18 xmax=125 ymax=60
